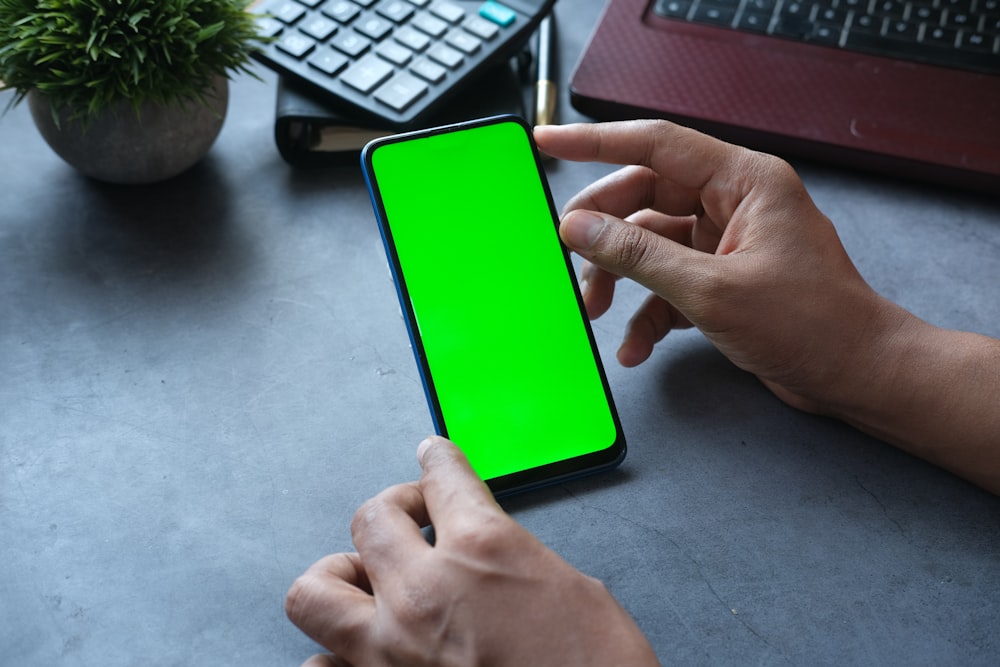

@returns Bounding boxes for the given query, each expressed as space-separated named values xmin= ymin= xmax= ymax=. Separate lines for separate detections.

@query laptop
xmin=569 ymin=0 xmax=1000 ymax=193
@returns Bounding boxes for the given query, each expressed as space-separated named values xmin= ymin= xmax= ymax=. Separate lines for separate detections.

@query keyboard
xmin=652 ymin=0 xmax=1000 ymax=75
xmin=253 ymin=0 xmax=553 ymax=128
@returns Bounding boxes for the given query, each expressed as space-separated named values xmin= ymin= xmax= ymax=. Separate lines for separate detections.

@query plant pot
xmin=28 ymin=77 xmax=229 ymax=184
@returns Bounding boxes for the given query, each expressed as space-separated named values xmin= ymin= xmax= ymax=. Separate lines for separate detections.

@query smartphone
xmin=361 ymin=115 xmax=626 ymax=496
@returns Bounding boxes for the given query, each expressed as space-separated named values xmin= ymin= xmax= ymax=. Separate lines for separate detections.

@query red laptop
xmin=570 ymin=0 xmax=1000 ymax=193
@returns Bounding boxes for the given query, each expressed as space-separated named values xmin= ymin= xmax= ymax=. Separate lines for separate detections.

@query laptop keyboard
xmin=652 ymin=0 xmax=1000 ymax=75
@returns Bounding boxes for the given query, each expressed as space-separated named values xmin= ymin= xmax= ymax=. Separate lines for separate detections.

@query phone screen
xmin=362 ymin=116 xmax=625 ymax=495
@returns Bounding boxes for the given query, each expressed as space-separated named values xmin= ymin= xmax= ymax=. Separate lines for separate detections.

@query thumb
xmin=416 ymin=436 xmax=498 ymax=522
xmin=559 ymin=209 xmax=703 ymax=302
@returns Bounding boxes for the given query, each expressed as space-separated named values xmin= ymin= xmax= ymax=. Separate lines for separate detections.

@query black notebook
xmin=274 ymin=56 xmax=528 ymax=167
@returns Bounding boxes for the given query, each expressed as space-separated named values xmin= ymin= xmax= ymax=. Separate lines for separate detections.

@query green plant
xmin=0 ymin=0 xmax=265 ymax=121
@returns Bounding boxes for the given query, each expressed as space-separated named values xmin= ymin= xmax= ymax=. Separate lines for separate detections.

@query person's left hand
xmin=286 ymin=436 xmax=659 ymax=667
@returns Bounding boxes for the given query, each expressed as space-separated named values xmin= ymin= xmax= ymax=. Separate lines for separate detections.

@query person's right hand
xmin=534 ymin=120 xmax=912 ymax=418
xmin=536 ymin=120 xmax=1000 ymax=495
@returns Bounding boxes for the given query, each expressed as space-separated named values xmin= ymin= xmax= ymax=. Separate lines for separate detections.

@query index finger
xmin=533 ymin=120 xmax=737 ymax=192
xmin=350 ymin=481 xmax=432 ymax=582
xmin=285 ymin=552 xmax=375 ymax=657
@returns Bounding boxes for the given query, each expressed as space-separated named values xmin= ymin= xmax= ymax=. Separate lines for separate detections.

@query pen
xmin=534 ymin=14 xmax=556 ymax=126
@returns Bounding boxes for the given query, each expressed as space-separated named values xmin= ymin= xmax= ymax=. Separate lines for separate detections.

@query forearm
xmin=830 ymin=310 xmax=1000 ymax=494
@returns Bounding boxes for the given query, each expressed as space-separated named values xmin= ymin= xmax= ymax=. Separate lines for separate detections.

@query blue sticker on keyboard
xmin=479 ymin=1 xmax=516 ymax=27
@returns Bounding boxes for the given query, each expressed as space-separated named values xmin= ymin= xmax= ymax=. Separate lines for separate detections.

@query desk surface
xmin=3 ymin=2 xmax=1000 ymax=665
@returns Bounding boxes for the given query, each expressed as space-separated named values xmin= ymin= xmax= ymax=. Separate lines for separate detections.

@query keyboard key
xmin=268 ymin=0 xmax=308 ymax=24
xmin=779 ymin=1 xmax=809 ymax=18
xmin=773 ymin=12 xmax=817 ymax=39
xmin=322 ymin=1 xmax=361 ymax=24
xmin=960 ymin=31 xmax=998 ymax=53
xmin=871 ymin=0 xmax=906 ymax=18
xmin=427 ymin=42 xmax=464 ymax=68
xmin=341 ymin=53 xmax=395 ymax=93
xmin=331 ymin=30 xmax=371 ymax=56
xmin=255 ymin=16 xmax=285 ymax=38
xmin=378 ymin=0 xmax=415 ymax=23
xmin=377 ymin=40 xmax=414 ymax=65
xmin=811 ymin=23 xmax=842 ymax=44
xmin=300 ymin=14 xmax=339 ymax=40
xmin=431 ymin=1 xmax=466 ymax=23
xmin=445 ymin=29 xmax=482 ymax=54
xmin=945 ymin=11 xmax=975 ymax=29
xmin=691 ymin=4 xmax=735 ymax=25
xmin=308 ymin=47 xmax=350 ymax=74
xmin=884 ymin=19 xmax=918 ymax=42
xmin=410 ymin=57 xmax=447 ymax=82
xmin=479 ymin=1 xmax=517 ymax=26
xmin=464 ymin=15 xmax=501 ymax=39
xmin=911 ymin=5 xmax=939 ymax=22
xmin=922 ymin=25 xmax=958 ymax=47
xmin=702 ymin=0 xmax=740 ymax=8
xmin=815 ymin=6 xmax=847 ymax=24
xmin=374 ymin=72 xmax=430 ymax=110
xmin=737 ymin=12 xmax=770 ymax=30
xmin=277 ymin=31 xmax=316 ymax=58
xmin=851 ymin=13 xmax=881 ymax=35
xmin=940 ymin=0 xmax=974 ymax=11
xmin=744 ymin=0 xmax=775 ymax=12
xmin=355 ymin=15 xmax=394 ymax=40
xmin=394 ymin=25 xmax=432 ymax=51
xmin=654 ymin=0 xmax=692 ymax=18
xmin=412 ymin=12 xmax=448 ymax=37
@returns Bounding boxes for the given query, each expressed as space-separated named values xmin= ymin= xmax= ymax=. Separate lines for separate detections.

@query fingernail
xmin=417 ymin=436 xmax=436 ymax=463
xmin=560 ymin=210 xmax=607 ymax=251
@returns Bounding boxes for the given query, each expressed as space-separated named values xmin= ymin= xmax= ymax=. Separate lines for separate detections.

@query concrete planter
xmin=28 ymin=77 xmax=229 ymax=184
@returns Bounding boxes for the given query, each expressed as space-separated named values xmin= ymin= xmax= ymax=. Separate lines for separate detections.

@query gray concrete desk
xmin=3 ymin=2 xmax=999 ymax=665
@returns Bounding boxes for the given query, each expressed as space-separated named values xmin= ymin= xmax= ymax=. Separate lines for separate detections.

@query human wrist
xmin=811 ymin=294 xmax=928 ymax=428
xmin=820 ymin=303 xmax=1000 ymax=488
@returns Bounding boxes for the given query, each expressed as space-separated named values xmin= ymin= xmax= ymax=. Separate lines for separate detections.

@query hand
xmin=286 ymin=436 xmax=659 ymax=667
xmin=535 ymin=121 xmax=1000 ymax=494
xmin=534 ymin=120 xmax=909 ymax=416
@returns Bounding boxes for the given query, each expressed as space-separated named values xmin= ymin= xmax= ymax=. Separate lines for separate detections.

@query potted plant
xmin=0 ymin=0 xmax=264 ymax=184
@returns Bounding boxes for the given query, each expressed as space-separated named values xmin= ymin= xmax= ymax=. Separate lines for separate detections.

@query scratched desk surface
xmin=3 ymin=2 xmax=1000 ymax=665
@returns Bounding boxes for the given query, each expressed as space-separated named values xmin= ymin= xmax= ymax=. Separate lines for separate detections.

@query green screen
xmin=369 ymin=118 xmax=619 ymax=482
